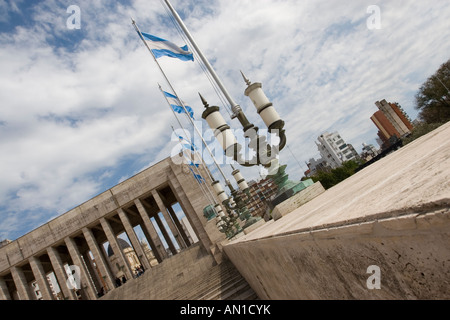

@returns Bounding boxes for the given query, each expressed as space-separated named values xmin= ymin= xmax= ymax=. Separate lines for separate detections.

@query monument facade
xmin=0 ymin=158 xmax=225 ymax=300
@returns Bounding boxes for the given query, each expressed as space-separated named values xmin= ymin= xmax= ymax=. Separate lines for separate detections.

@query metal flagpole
xmin=132 ymin=18 xmax=233 ymax=189
xmin=162 ymin=0 xmax=245 ymax=120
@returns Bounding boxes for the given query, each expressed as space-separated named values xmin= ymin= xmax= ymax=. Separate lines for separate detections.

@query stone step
xmin=190 ymin=273 xmax=246 ymax=300
xmin=232 ymin=287 xmax=259 ymax=300
xmin=206 ymin=279 xmax=250 ymax=300
xmin=196 ymin=273 xmax=246 ymax=299
xmin=173 ymin=269 xmax=242 ymax=300
xmin=170 ymin=265 xmax=241 ymax=300
xmin=168 ymin=261 xmax=257 ymax=301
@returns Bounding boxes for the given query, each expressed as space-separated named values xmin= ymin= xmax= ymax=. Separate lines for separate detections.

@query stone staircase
xmin=163 ymin=260 xmax=258 ymax=300
xmin=99 ymin=244 xmax=258 ymax=301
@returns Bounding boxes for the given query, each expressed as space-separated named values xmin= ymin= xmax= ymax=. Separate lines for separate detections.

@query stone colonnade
xmin=0 ymin=158 xmax=223 ymax=300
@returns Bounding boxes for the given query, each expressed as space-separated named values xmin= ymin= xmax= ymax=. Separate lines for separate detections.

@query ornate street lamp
xmin=200 ymin=73 xmax=309 ymax=222
xmin=210 ymin=166 xmax=259 ymax=238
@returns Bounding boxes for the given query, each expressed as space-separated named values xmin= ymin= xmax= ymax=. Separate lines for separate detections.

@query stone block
xmin=4 ymin=242 xmax=24 ymax=267
xmin=0 ymin=249 xmax=9 ymax=271
xmin=16 ymin=224 xmax=55 ymax=258
xmin=47 ymin=207 xmax=83 ymax=241
xmin=272 ymin=182 xmax=326 ymax=221
xmin=243 ymin=219 xmax=266 ymax=235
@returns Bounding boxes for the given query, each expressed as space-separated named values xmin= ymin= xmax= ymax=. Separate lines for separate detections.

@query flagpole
xmin=162 ymin=0 xmax=236 ymax=110
xmin=162 ymin=0 xmax=253 ymax=129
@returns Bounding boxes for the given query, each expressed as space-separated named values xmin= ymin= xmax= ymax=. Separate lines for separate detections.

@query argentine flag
xmin=164 ymin=91 xmax=194 ymax=119
xmin=141 ymin=32 xmax=194 ymax=62
xmin=179 ymin=136 xmax=197 ymax=151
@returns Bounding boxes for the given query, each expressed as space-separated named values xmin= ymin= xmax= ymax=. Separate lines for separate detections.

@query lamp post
xmin=200 ymin=72 xmax=299 ymax=222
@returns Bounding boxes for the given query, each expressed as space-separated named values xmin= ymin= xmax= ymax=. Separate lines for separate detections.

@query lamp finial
xmin=199 ymin=92 xmax=209 ymax=108
xmin=240 ymin=70 xmax=251 ymax=86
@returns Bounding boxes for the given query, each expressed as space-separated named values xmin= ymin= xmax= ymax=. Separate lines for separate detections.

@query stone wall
xmin=224 ymin=207 xmax=449 ymax=299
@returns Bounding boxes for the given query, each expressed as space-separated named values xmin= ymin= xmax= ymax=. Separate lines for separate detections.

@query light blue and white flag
xmin=178 ymin=135 xmax=197 ymax=151
xmin=140 ymin=32 xmax=194 ymax=62
xmin=164 ymin=91 xmax=194 ymax=119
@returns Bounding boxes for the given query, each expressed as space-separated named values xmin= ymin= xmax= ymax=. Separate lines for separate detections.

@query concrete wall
xmin=224 ymin=121 xmax=450 ymax=300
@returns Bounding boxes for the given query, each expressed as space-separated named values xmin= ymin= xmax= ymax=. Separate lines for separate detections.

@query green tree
xmin=311 ymin=160 xmax=360 ymax=189
xmin=415 ymin=59 xmax=450 ymax=124
xmin=402 ymin=122 xmax=445 ymax=145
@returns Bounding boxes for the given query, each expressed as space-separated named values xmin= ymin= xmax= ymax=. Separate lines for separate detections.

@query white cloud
xmin=1 ymin=0 xmax=450 ymax=240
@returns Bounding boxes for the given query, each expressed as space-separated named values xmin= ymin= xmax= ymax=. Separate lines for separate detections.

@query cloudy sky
xmin=1 ymin=0 xmax=449 ymax=241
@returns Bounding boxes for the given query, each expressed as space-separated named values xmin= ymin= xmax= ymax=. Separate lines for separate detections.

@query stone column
xmin=29 ymin=256 xmax=53 ymax=300
xmin=47 ymin=246 xmax=77 ymax=300
xmin=64 ymin=237 xmax=97 ymax=300
xmin=99 ymin=218 xmax=133 ymax=280
xmin=10 ymin=266 xmax=31 ymax=300
xmin=153 ymin=213 xmax=178 ymax=255
xmin=167 ymin=173 xmax=213 ymax=253
xmin=117 ymin=208 xmax=151 ymax=270
xmin=0 ymin=276 xmax=11 ymax=300
xmin=167 ymin=205 xmax=191 ymax=247
xmin=134 ymin=199 xmax=167 ymax=262
xmin=152 ymin=190 xmax=187 ymax=251
xmin=82 ymin=227 xmax=115 ymax=292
